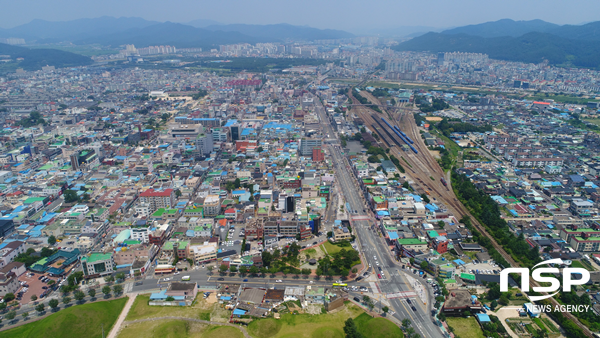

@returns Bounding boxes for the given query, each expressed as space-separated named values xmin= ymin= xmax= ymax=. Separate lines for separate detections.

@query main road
xmin=313 ymin=94 xmax=444 ymax=338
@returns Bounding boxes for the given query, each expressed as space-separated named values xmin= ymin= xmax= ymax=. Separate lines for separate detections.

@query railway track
xmin=346 ymin=97 xmax=594 ymax=336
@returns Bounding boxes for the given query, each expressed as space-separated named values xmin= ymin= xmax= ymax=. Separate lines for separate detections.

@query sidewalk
xmin=106 ymin=293 xmax=137 ymax=338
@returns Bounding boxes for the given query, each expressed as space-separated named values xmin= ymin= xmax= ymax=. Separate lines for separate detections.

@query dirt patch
xmin=304 ymin=304 xmax=324 ymax=315
xmin=205 ymin=292 xmax=218 ymax=304
xmin=425 ymin=117 xmax=443 ymax=121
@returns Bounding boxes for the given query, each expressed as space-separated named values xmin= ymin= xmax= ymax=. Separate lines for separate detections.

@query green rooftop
xmin=396 ymin=238 xmax=427 ymax=245
xmin=83 ymin=252 xmax=112 ymax=264
xmin=460 ymin=273 xmax=476 ymax=281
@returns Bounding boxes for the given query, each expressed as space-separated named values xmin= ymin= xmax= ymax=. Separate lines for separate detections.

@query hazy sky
xmin=1 ymin=0 xmax=598 ymax=32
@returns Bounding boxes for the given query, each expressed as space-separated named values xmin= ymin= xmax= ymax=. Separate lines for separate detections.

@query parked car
xmin=217 ymin=278 xmax=225 ymax=281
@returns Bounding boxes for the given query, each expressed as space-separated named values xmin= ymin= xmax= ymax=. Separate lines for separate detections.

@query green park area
xmin=1 ymin=298 xmax=127 ymax=338
xmin=118 ymin=320 xmax=244 ymax=338
xmin=126 ymin=294 xmax=229 ymax=322
xmin=446 ymin=317 xmax=485 ymax=338
xmin=247 ymin=303 xmax=403 ymax=338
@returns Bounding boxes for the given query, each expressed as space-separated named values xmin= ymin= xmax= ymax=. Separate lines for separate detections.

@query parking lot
xmin=219 ymin=225 xmax=243 ymax=254
xmin=461 ymin=262 xmax=500 ymax=275
xmin=17 ymin=272 xmax=58 ymax=305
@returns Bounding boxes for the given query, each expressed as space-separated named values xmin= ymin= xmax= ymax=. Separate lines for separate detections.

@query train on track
xmin=393 ymin=125 xmax=414 ymax=144
xmin=380 ymin=117 xmax=418 ymax=154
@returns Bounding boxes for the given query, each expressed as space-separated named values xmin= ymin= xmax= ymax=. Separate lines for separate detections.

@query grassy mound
xmin=1 ymin=298 xmax=127 ymax=338
xmin=354 ymin=313 xmax=404 ymax=338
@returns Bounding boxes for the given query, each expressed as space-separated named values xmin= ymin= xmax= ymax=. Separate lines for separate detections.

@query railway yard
xmin=347 ymin=87 xmax=595 ymax=337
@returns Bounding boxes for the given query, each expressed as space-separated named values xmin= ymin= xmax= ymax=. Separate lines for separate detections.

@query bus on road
xmin=332 ymin=283 xmax=348 ymax=287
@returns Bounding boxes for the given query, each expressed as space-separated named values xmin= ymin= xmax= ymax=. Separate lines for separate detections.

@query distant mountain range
xmin=394 ymin=19 xmax=600 ymax=68
xmin=0 ymin=43 xmax=92 ymax=70
xmin=0 ymin=17 xmax=354 ymax=48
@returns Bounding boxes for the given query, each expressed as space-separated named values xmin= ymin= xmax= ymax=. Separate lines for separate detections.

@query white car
xmin=275 ymin=280 xmax=283 ymax=283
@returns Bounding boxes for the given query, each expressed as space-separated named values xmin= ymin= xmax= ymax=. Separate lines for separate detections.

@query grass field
xmin=126 ymin=294 xmax=215 ymax=321
xmin=248 ymin=303 xmax=365 ymax=338
xmin=1 ymin=298 xmax=127 ymax=338
xmin=320 ymin=241 xmax=351 ymax=256
xmin=446 ymin=317 xmax=485 ymax=338
xmin=584 ymin=119 xmax=600 ymax=127
xmin=119 ymin=319 xmax=244 ymax=338
xmin=353 ymin=313 xmax=404 ymax=338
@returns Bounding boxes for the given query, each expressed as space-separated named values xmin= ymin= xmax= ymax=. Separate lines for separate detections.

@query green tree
xmin=48 ymin=235 xmax=57 ymax=245
xmin=257 ymin=146 xmax=264 ymax=153
xmin=219 ymin=265 xmax=228 ymax=274
xmin=249 ymin=266 xmax=259 ymax=275
xmin=207 ymin=266 xmax=214 ymax=274
xmin=22 ymin=311 xmax=29 ymax=319
xmin=165 ymin=296 xmax=175 ymax=301
xmin=62 ymin=296 xmax=71 ymax=305
xmin=30 ymin=294 xmax=37 ymax=302
xmin=113 ymin=284 xmax=123 ymax=295
xmin=382 ymin=306 xmax=389 ymax=314
xmin=302 ymin=268 xmax=311 ymax=277
xmin=490 ymin=300 xmax=498 ymax=310
xmin=74 ymin=290 xmax=85 ymax=302
xmin=175 ymin=189 xmax=182 ymax=197
xmin=63 ymin=190 xmax=80 ymax=203
xmin=343 ymin=318 xmax=364 ymax=338
xmin=102 ymin=286 xmax=111 ymax=297
xmin=229 ymin=265 xmax=238 ymax=273
xmin=362 ymin=295 xmax=371 ymax=304
xmin=498 ymin=294 xmax=509 ymax=306
xmin=3 ymin=293 xmax=14 ymax=302
xmin=49 ymin=299 xmax=59 ymax=311
xmin=5 ymin=310 xmax=16 ymax=321
xmin=402 ymin=319 xmax=412 ymax=329
xmin=0 ymin=302 xmax=6 ymax=312
xmin=239 ymin=266 xmax=248 ymax=274
xmin=115 ymin=272 xmax=126 ymax=281
xmin=437 ymin=220 xmax=445 ymax=228
xmin=35 ymin=303 xmax=45 ymax=313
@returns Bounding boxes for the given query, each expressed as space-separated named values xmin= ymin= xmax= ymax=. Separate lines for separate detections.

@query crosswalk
xmin=369 ymin=282 xmax=381 ymax=294
xmin=386 ymin=290 xmax=417 ymax=299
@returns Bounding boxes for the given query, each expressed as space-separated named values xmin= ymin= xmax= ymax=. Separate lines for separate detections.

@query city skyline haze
xmin=0 ymin=0 xmax=598 ymax=33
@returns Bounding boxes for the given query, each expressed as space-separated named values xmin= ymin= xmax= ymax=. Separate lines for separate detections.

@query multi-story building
xmin=0 ymin=271 xmax=19 ymax=296
xmin=300 ymin=139 xmax=322 ymax=156
xmin=0 ymin=240 xmax=25 ymax=269
xmin=203 ymin=195 xmax=221 ymax=216
xmin=312 ymin=147 xmax=325 ymax=162
xmin=81 ymin=252 xmax=115 ymax=277
xmin=139 ymin=189 xmax=175 ymax=212
xmin=196 ymin=132 xmax=214 ymax=156
xmin=189 ymin=242 xmax=218 ymax=264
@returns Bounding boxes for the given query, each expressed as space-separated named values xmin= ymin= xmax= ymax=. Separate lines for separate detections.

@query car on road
xmin=354 ymin=297 xmax=361 ymax=302
xmin=378 ymin=266 xmax=382 ymax=271
xmin=243 ymin=279 xmax=248 ymax=282
xmin=411 ymin=306 xmax=417 ymax=312
xmin=312 ymin=242 xmax=317 ymax=245
xmin=276 ymin=280 xmax=283 ymax=283
xmin=377 ymin=274 xmax=381 ymax=279
xmin=218 ymin=278 xmax=225 ymax=281
xmin=406 ymin=299 xmax=412 ymax=304
xmin=359 ymin=286 xmax=368 ymax=292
